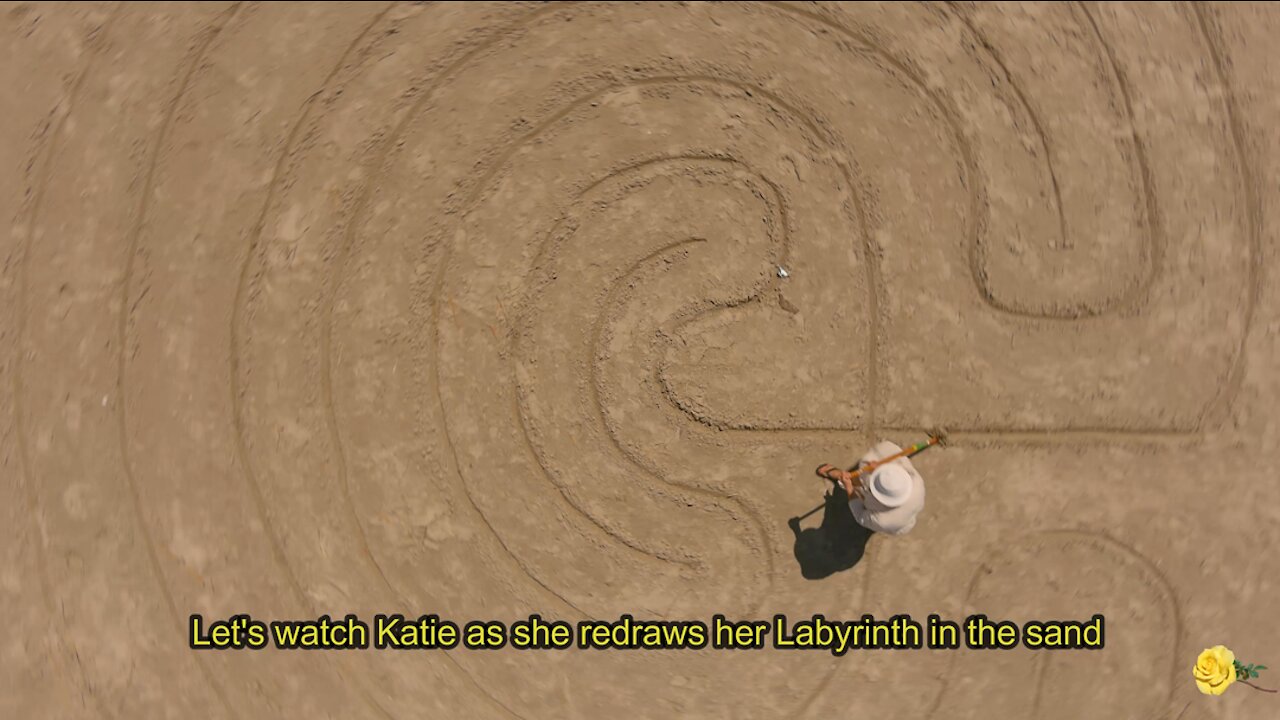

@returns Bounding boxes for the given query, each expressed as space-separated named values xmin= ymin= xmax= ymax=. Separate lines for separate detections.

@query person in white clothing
xmin=817 ymin=441 xmax=926 ymax=536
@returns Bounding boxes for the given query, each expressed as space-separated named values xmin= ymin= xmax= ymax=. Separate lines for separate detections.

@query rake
xmin=794 ymin=432 xmax=946 ymax=523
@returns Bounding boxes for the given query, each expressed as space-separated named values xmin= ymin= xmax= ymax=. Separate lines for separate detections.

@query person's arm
xmin=838 ymin=471 xmax=866 ymax=500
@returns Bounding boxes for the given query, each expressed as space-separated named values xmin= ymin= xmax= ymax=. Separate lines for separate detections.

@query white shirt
xmin=848 ymin=441 xmax=926 ymax=536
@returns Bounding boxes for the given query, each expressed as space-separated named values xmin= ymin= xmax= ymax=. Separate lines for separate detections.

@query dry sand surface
xmin=3 ymin=2 xmax=1280 ymax=718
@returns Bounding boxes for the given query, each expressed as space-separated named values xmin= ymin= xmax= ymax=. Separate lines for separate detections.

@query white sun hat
xmin=868 ymin=463 xmax=913 ymax=508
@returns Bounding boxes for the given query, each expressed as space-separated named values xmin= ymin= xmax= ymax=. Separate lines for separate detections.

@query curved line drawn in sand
xmin=271 ymin=0 xmax=588 ymax=622
xmin=226 ymin=4 xmax=534 ymax=718
xmin=945 ymin=1 xmax=1072 ymax=254
xmin=232 ymin=2 xmax=394 ymax=615
xmin=632 ymin=3 xmax=1257 ymax=448
xmin=458 ymin=150 xmax=786 ymax=614
xmin=502 ymin=145 xmax=851 ymax=713
xmin=427 ymin=75 xmax=829 ymax=618
xmin=11 ymin=6 xmax=123 ymax=717
xmin=299 ymin=3 xmax=589 ymax=626
xmin=780 ymin=0 xmax=1166 ymax=322
xmin=586 ymin=159 xmax=784 ymax=580
xmin=526 ymin=155 xmax=787 ymax=611
xmin=430 ymin=68 xmax=868 ymax=617
xmin=107 ymin=5 xmax=247 ymax=718
xmin=480 ymin=67 xmax=885 ymax=476
xmin=924 ymin=528 xmax=1183 ymax=720
xmin=1190 ymin=2 xmax=1264 ymax=430
xmin=942 ymin=0 xmax=1165 ymax=319
xmin=216 ymin=5 xmax=430 ymax=720
xmin=513 ymin=218 xmax=710 ymax=571
xmin=1070 ymin=1 xmax=1166 ymax=316
xmin=615 ymin=77 xmax=880 ymax=441
xmin=676 ymin=2 xmax=1251 ymax=444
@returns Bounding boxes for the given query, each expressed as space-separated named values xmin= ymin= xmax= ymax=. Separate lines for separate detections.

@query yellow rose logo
xmin=1194 ymin=646 xmax=1237 ymax=695
xmin=1191 ymin=645 xmax=1273 ymax=696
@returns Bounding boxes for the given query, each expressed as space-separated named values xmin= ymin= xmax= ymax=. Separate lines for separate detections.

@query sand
xmin=2 ymin=2 xmax=1279 ymax=719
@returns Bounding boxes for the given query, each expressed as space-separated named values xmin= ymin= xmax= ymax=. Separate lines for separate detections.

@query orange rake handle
xmin=818 ymin=435 xmax=943 ymax=485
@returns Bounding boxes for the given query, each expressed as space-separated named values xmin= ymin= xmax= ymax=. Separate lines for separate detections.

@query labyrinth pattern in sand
xmin=2 ymin=3 xmax=1271 ymax=720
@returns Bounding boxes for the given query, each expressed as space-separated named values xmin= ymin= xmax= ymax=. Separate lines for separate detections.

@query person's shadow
xmin=787 ymin=484 xmax=872 ymax=580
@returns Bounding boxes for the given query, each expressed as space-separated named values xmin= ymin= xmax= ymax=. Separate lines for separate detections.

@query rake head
xmin=926 ymin=427 xmax=950 ymax=447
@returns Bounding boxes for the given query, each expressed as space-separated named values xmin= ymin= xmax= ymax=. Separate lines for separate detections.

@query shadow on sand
xmin=787 ymin=485 xmax=872 ymax=580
